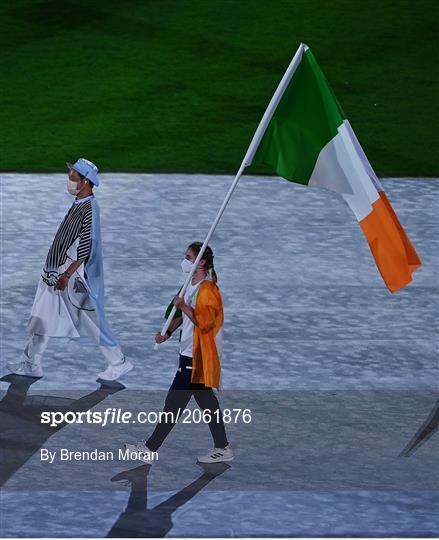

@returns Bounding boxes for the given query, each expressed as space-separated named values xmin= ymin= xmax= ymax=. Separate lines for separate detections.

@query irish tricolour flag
xmin=244 ymin=43 xmax=421 ymax=292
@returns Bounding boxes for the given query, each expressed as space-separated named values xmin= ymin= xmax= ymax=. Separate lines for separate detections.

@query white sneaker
xmin=197 ymin=445 xmax=234 ymax=463
xmin=124 ymin=442 xmax=155 ymax=465
xmin=7 ymin=359 xmax=43 ymax=378
xmin=97 ymin=358 xmax=133 ymax=381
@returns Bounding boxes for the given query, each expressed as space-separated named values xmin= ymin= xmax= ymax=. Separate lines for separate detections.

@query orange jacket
xmin=191 ymin=280 xmax=224 ymax=389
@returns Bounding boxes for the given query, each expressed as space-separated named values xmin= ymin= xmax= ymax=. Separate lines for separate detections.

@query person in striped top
xmin=42 ymin=196 xmax=93 ymax=287
xmin=7 ymin=158 xmax=133 ymax=382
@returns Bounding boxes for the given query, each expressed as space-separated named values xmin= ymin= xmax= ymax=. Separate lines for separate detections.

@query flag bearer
xmin=125 ymin=241 xmax=233 ymax=464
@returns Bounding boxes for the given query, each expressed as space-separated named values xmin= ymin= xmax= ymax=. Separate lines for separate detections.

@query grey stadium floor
xmin=1 ymin=173 xmax=438 ymax=537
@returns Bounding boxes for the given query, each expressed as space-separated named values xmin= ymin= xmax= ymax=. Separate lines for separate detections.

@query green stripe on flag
xmin=251 ymin=48 xmax=346 ymax=184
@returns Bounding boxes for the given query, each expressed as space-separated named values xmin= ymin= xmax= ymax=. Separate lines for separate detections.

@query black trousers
xmin=146 ymin=355 xmax=228 ymax=452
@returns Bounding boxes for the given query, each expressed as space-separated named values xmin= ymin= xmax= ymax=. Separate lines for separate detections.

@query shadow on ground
xmin=108 ymin=462 xmax=230 ymax=537
xmin=400 ymin=398 xmax=439 ymax=457
xmin=0 ymin=374 xmax=125 ymax=487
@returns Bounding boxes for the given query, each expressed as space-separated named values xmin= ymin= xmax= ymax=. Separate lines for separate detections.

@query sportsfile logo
xmin=41 ymin=408 xmax=134 ymax=428
xmin=41 ymin=407 xmax=252 ymax=427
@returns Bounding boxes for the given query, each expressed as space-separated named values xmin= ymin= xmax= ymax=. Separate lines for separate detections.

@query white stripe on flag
xmin=309 ymin=121 xmax=380 ymax=221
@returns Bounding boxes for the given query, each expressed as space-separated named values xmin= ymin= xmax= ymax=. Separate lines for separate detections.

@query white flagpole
xmin=154 ymin=160 xmax=246 ymax=349
xmin=155 ymin=42 xmax=307 ymax=350
xmin=243 ymin=42 xmax=307 ymax=167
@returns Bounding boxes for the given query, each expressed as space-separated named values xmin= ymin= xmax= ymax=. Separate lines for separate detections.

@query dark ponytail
xmin=188 ymin=241 xmax=218 ymax=283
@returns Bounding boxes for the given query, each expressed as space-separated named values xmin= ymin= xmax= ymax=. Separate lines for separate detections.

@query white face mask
xmin=181 ymin=258 xmax=194 ymax=274
xmin=67 ymin=179 xmax=82 ymax=196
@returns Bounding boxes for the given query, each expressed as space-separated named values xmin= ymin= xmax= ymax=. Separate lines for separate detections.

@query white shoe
xmin=124 ymin=442 xmax=155 ymax=465
xmin=97 ymin=358 xmax=133 ymax=381
xmin=7 ymin=359 xmax=43 ymax=378
xmin=197 ymin=445 xmax=234 ymax=463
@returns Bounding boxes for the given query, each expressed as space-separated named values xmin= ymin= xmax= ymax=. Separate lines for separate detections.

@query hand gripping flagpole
xmin=154 ymin=42 xmax=307 ymax=350
xmin=154 ymin=161 xmax=246 ymax=350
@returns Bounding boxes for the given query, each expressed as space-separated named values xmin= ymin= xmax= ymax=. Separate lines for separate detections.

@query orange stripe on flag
xmin=359 ymin=191 xmax=422 ymax=292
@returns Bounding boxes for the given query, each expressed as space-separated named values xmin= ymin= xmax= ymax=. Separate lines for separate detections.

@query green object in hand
xmin=165 ymin=288 xmax=182 ymax=320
